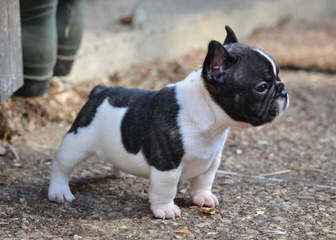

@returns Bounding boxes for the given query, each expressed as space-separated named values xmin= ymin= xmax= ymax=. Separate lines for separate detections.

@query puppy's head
xmin=202 ymin=26 xmax=289 ymax=127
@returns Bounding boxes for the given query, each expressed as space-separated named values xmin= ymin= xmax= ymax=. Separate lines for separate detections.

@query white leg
xmin=48 ymin=159 xmax=76 ymax=203
xmin=190 ymin=151 xmax=222 ymax=208
xmin=149 ymin=166 xmax=182 ymax=219
xmin=48 ymin=133 xmax=90 ymax=203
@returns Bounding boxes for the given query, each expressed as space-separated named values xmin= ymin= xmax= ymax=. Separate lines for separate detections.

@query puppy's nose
xmin=275 ymin=82 xmax=287 ymax=97
xmin=276 ymin=82 xmax=284 ymax=91
xmin=281 ymin=89 xmax=287 ymax=97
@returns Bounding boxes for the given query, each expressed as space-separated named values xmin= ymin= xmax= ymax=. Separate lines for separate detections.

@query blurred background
xmin=0 ymin=0 xmax=335 ymax=239
xmin=59 ymin=0 xmax=336 ymax=82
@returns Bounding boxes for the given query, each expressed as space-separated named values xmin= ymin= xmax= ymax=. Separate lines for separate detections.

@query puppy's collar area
xmin=177 ymin=70 xmax=236 ymax=134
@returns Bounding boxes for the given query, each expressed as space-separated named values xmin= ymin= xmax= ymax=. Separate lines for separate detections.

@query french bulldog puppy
xmin=48 ymin=26 xmax=289 ymax=219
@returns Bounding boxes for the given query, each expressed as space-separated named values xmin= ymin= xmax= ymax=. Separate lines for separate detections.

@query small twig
xmin=25 ymin=142 xmax=55 ymax=151
xmin=2 ymin=143 xmax=20 ymax=161
xmin=252 ymin=175 xmax=285 ymax=182
xmin=217 ymin=170 xmax=284 ymax=182
xmin=307 ymin=184 xmax=336 ymax=190
xmin=258 ymin=169 xmax=292 ymax=177
xmin=286 ymin=166 xmax=325 ymax=173
xmin=216 ymin=170 xmax=336 ymax=190
xmin=262 ymin=230 xmax=288 ymax=236
xmin=216 ymin=170 xmax=242 ymax=177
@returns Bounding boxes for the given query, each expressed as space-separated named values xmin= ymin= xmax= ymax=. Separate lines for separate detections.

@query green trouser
xmin=20 ymin=0 xmax=83 ymax=81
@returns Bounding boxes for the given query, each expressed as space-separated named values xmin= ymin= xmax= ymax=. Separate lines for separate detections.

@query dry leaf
xmin=200 ymin=207 xmax=216 ymax=215
xmin=322 ymin=226 xmax=336 ymax=234
xmin=88 ymin=184 xmax=97 ymax=190
xmin=119 ymin=15 xmax=134 ymax=25
xmin=174 ymin=229 xmax=189 ymax=234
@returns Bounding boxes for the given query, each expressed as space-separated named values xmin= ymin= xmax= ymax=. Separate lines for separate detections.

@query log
xmin=0 ymin=0 xmax=23 ymax=104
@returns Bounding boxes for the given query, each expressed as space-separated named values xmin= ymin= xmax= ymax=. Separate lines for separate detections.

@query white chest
xmin=180 ymin=128 xmax=229 ymax=180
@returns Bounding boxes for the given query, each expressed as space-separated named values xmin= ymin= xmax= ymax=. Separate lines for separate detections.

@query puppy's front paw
xmin=48 ymin=182 xmax=75 ymax=203
xmin=191 ymin=191 xmax=219 ymax=208
xmin=151 ymin=202 xmax=181 ymax=219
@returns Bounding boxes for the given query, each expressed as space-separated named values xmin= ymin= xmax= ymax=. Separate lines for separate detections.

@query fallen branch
xmin=286 ymin=166 xmax=325 ymax=173
xmin=258 ymin=169 xmax=292 ymax=177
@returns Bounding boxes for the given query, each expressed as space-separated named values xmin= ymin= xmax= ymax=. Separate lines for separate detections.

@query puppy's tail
xmin=89 ymin=85 xmax=108 ymax=98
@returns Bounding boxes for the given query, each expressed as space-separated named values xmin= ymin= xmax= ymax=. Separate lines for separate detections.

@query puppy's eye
xmin=255 ymin=82 xmax=268 ymax=94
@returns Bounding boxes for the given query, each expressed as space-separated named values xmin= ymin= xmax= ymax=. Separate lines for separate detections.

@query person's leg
xmin=54 ymin=0 xmax=83 ymax=76
xmin=16 ymin=0 xmax=58 ymax=97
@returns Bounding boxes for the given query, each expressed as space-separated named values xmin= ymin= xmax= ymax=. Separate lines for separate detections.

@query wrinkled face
xmin=202 ymin=27 xmax=288 ymax=126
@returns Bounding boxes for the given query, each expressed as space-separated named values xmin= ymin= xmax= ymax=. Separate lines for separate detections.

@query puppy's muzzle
xmin=275 ymin=82 xmax=287 ymax=98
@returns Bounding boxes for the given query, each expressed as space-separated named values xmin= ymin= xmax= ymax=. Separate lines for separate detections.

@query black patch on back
xmin=116 ymin=86 xmax=184 ymax=171
xmin=68 ymin=85 xmax=110 ymax=134
xmin=69 ymin=84 xmax=185 ymax=171
xmin=68 ymin=86 xmax=155 ymax=134
xmin=141 ymin=87 xmax=184 ymax=171
xmin=108 ymin=87 xmax=155 ymax=108
xmin=116 ymin=88 xmax=156 ymax=154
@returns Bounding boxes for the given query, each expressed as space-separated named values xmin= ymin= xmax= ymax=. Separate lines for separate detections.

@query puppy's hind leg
xmin=48 ymin=131 xmax=92 ymax=203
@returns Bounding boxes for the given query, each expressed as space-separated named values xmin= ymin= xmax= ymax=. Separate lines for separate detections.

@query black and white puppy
xmin=48 ymin=26 xmax=289 ymax=219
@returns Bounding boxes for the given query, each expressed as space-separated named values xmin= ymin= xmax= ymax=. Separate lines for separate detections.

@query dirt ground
xmin=1 ymin=18 xmax=336 ymax=239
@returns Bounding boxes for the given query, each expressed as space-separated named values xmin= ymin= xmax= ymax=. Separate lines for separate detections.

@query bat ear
xmin=224 ymin=25 xmax=238 ymax=45
xmin=202 ymin=40 xmax=235 ymax=84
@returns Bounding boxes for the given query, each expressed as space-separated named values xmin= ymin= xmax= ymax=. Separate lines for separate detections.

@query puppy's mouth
xmin=283 ymin=94 xmax=290 ymax=110
xmin=249 ymin=95 xmax=288 ymax=127
xmin=249 ymin=113 xmax=277 ymax=126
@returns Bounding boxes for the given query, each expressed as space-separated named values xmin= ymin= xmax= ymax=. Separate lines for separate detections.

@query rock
xmin=0 ymin=144 xmax=6 ymax=155
xmin=236 ymin=149 xmax=243 ymax=155
xmin=272 ymin=216 xmax=287 ymax=224
xmin=124 ymin=207 xmax=132 ymax=212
